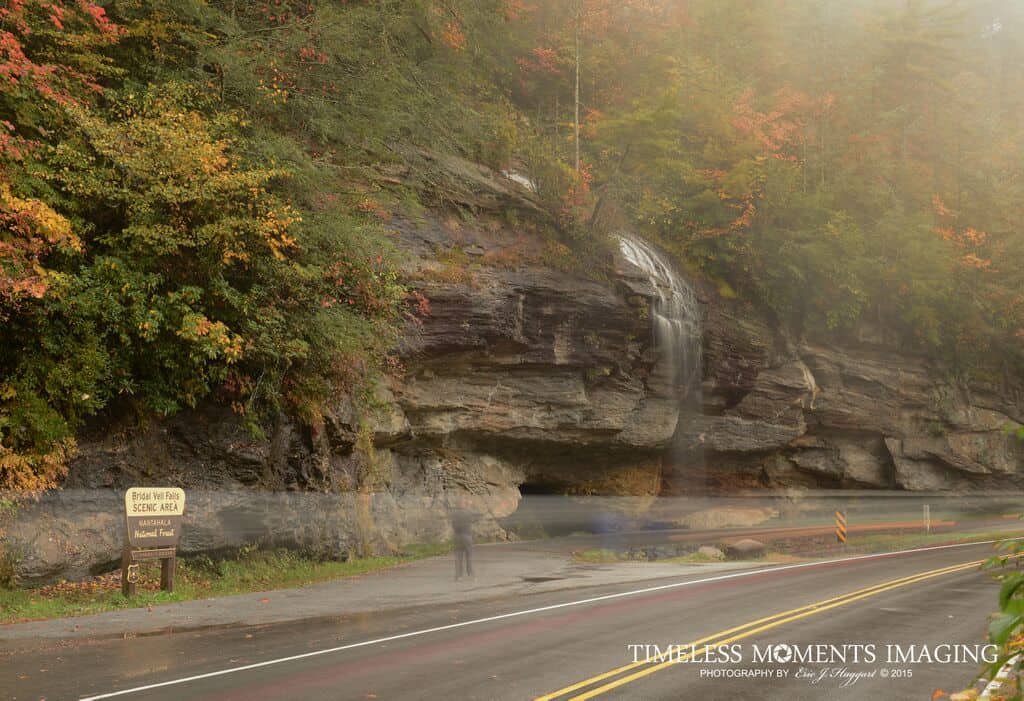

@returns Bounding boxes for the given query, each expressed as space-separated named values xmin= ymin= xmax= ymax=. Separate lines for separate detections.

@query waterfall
xmin=618 ymin=233 xmax=703 ymax=493
xmin=618 ymin=234 xmax=701 ymax=394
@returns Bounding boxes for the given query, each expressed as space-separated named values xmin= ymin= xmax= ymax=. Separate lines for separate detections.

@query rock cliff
xmin=9 ymin=158 xmax=1024 ymax=582
xmin=696 ymin=315 xmax=1024 ymax=492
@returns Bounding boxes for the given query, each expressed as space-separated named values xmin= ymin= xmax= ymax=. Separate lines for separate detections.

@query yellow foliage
xmin=0 ymin=182 xmax=81 ymax=304
xmin=0 ymin=438 xmax=74 ymax=492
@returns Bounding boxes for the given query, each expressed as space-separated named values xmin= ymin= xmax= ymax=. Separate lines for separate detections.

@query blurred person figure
xmin=450 ymin=497 xmax=477 ymax=581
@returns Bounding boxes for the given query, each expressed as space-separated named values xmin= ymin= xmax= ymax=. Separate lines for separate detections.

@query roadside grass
xmin=569 ymin=529 xmax=1024 ymax=568
xmin=0 ymin=542 xmax=451 ymax=625
xmin=831 ymin=529 xmax=1023 ymax=556
xmin=662 ymin=550 xmax=806 ymax=565
xmin=572 ymin=548 xmax=728 ymax=565
xmin=660 ymin=551 xmax=725 ymax=565
xmin=571 ymin=548 xmax=622 ymax=564
xmin=762 ymin=552 xmax=808 ymax=564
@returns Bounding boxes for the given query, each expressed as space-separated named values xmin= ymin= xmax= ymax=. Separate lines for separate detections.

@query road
xmin=3 ymin=541 xmax=1006 ymax=701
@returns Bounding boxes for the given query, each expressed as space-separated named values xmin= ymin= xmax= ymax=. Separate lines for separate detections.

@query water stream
xmin=619 ymin=234 xmax=704 ymax=491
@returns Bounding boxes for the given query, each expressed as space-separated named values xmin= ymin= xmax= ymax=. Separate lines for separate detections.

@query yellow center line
xmin=535 ymin=558 xmax=985 ymax=701
xmin=567 ymin=560 xmax=982 ymax=700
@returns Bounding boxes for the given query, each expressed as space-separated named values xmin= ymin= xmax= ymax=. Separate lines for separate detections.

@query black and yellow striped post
xmin=835 ymin=510 xmax=847 ymax=546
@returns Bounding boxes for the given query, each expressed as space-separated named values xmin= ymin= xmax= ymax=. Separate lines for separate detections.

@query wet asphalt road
xmin=3 ymin=542 xmax=1005 ymax=701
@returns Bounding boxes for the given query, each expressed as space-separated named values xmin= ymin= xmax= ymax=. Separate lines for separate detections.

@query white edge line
xmin=980 ymin=653 xmax=1021 ymax=699
xmin=79 ymin=538 xmax=1011 ymax=700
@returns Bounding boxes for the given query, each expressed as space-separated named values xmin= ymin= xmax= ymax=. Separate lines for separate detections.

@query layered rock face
xmin=395 ymin=205 xmax=1024 ymax=497
xmin=9 ymin=159 xmax=1024 ymax=582
xmin=696 ymin=309 xmax=1024 ymax=492
xmin=390 ymin=216 xmax=681 ymax=496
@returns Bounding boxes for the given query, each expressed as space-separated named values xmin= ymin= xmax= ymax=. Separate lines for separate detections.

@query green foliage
xmin=0 ymin=496 xmax=20 ymax=587
xmin=498 ymin=0 xmax=1024 ymax=376
xmin=146 ymin=0 xmax=518 ymax=170
xmin=984 ymin=535 xmax=1024 ymax=698
xmin=2 ymin=71 xmax=406 ymax=484
xmin=0 ymin=1 xmax=427 ymax=489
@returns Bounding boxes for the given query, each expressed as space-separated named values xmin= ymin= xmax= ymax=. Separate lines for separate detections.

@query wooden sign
xmin=125 ymin=487 xmax=185 ymax=548
xmin=122 ymin=487 xmax=185 ymax=596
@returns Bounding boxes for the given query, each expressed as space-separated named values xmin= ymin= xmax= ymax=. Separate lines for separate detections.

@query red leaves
xmin=0 ymin=0 xmax=122 ymax=135
xmin=0 ymin=30 xmax=46 ymax=88
xmin=48 ymin=4 xmax=65 ymax=30
xmin=75 ymin=0 xmax=118 ymax=36
xmin=559 ymin=162 xmax=591 ymax=218
xmin=324 ymin=252 xmax=397 ymax=317
xmin=404 ymin=291 xmax=431 ymax=326
xmin=297 ymin=46 xmax=328 ymax=65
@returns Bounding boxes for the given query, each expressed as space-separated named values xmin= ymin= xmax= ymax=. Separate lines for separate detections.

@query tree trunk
xmin=574 ymin=0 xmax=582 ymax=176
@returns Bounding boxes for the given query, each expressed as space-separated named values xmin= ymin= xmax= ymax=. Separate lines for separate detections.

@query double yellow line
xmin=536 ymin=558 xmax=984 ymax=701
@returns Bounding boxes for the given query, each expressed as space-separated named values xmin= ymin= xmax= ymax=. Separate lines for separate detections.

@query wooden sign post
xmin=122 ymin=487 xmax=185 ymax=597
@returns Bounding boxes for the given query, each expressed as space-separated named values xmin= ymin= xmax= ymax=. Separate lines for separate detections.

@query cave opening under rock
xmin=501 ymin=481 xmax=604 ymax=538
xmin=518 ymin=481 xmax=565 ymax=496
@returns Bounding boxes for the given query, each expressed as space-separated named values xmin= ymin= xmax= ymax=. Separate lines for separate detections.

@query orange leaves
xmin=931 ymin=194 xmax=956 ymax=218
xmin=573 ymin=0 xmax=636 ymax=37
xmin=0 ymin=436 xmax=73 ymax=492
xmin=731 ymin=86 xmax=837 ymax=166
xmin=960 ymin=253 xmax=991 ymax=271
xmin=581 ymin=107 xmax=604 ymax=138
xmin=68 ymin=89 xmax=303 ymax=271
xmin=730 ymin=198 xmax=756 ymax=232
xmin=962 ymin=228 xmax=986 ymax=246
xmin=178 ymin=313 xmax=244 ymax=363
xmin=441 ymin=20 xmax=466 ymax=50
xmin=0 ymin=183 xmax=77 ymax=252
xmin=732 ymin=87 xmax=809 ymax=161
xmin=517 ymin=47 xmax=564 ymax=76
xmin=930 ymin=193 xmax=992 ymax=272
xmin=428 ymin=3 xmax=466 ymax=51
xmin=503 ymin=0 xmax=537 ymax=21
